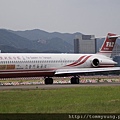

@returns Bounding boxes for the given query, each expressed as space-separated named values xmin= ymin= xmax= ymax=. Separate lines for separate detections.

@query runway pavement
xmin=0 ymin=82 xmax=120 ymax=90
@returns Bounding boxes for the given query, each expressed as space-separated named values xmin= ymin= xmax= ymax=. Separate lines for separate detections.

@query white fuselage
xmin=0 ymin=53 xmax=116 ymax=70
xmin=0 ymin=53 xmax=117 ymax=78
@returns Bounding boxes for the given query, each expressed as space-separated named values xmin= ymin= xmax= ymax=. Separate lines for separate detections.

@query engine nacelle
xmin=91 ymin=58 xmax=100 ymax=67
xmin=91 ymin=57 xmax=117 ymax=67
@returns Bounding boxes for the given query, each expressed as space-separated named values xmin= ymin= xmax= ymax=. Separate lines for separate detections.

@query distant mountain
xmin=10 ymin=29 xmax=82 ymax=45
xmin=0 ymin=29 xmax=33 ymax=49
xmin=0 ymin=29 xmax=73 ymax=53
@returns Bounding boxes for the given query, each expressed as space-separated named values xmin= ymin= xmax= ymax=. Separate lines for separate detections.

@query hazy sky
xmin=0 ymin=0 xmax=120 ymax=36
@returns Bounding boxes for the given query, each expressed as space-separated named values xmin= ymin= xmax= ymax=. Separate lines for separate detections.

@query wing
xmin=55 ymin=67 xmax=120 ymax=75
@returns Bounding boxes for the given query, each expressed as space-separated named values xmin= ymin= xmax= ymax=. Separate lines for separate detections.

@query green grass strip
xmin=0 ymin=86 xmax=120 ymax=113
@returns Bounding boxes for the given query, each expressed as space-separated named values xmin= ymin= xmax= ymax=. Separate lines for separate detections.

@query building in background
xmin=74 ymin=34 xmax=96 ymax=54
xmin=113 ymin=55 xmax=120 ymax=66
xmin=111 ymin=43 xmax=120 ymax=58
xmin=112 ymin=44 xmax=120 ymax=67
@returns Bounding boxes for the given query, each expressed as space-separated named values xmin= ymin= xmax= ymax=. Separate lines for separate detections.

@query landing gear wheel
xmin=45 ymin=77 xmax=53 ymax=84
xmin=71 ymin=77 xmax=79 ymax=84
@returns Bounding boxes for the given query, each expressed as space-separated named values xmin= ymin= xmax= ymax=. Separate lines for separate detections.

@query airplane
xmin=0 ymin=33 xmax=120 ymax=84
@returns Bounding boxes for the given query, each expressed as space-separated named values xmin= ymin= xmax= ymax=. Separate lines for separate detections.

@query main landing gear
xmin=70 ymin=76 xmax=80 ymax=84
xmin=44 ymin=76 xmax=80 ymax=84
xmin=44 ymin=77 xmax=53 ymax=84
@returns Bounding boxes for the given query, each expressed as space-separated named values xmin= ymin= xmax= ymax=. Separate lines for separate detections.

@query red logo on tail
xmin=100 ymin=33 xmax=117 ymax=52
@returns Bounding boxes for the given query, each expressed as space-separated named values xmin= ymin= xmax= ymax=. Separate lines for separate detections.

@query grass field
xmin=0 ymin=86 xmax=120 ymax=113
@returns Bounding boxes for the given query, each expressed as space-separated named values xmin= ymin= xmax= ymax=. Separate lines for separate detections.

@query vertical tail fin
xmin=97 ymin=33 xmax=118 ymax=57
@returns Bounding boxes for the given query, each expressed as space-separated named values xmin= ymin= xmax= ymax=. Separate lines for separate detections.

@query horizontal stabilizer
xmin=108 ymin=35 xmax=120 ymax=39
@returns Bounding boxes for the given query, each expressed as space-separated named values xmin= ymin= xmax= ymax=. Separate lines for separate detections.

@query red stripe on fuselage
xmin=66 ymin=55 xmax=91 ymax=67
xmin=74 ymin=55 xmax=91 ymax=66
xmin=66 ymin=55 xmax=86 ymax=67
